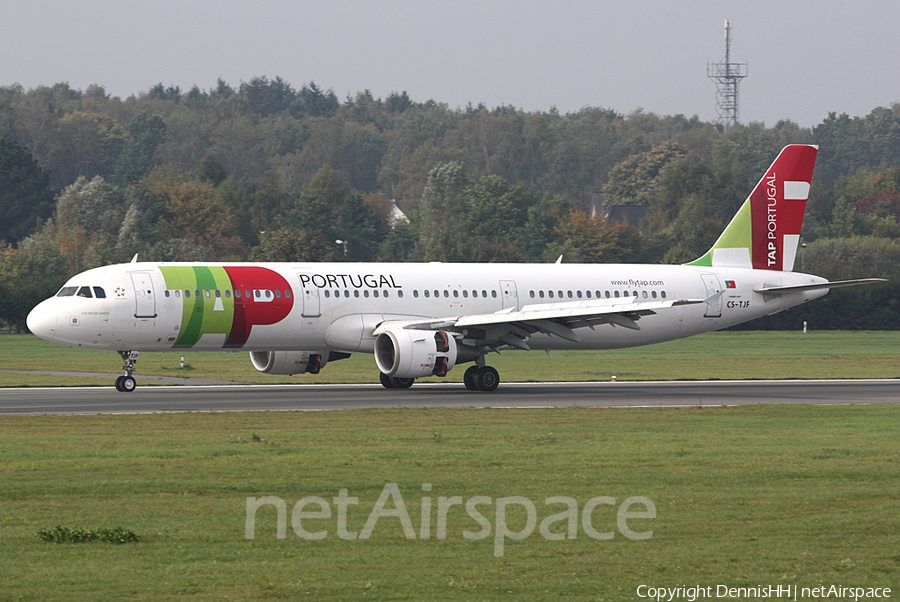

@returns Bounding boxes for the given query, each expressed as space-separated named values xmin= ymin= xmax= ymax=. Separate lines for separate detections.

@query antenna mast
xmin=707 ymin=18 xmax=748 ymax=131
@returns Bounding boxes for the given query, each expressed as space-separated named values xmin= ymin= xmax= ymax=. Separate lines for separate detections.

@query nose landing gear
xmin=115 ymin=350 xmax=139 ymax=392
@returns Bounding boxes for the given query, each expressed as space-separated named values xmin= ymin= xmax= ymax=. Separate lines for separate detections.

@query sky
xmin=3 ymin=0 xmax=899 ymax=128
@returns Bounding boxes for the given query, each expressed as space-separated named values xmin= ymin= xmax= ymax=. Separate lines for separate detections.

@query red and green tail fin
xmin=687 ymin=144 xmax=818 ymax=272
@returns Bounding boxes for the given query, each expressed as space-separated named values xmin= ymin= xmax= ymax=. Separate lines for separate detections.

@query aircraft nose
xmin=27 ymin=300 xmax=57 ymax=341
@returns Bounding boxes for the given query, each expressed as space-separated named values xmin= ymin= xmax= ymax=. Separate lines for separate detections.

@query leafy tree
xmin=602 ymin=141 xmax=688 ymax=211
xmin=0 ymin=136 xmax=54 ymax=243
xmin=293 ymin=82 xmax=339 ymax=118
xmin=240 ymin=76 xmax=295 ymax=117
xmin=418 ymin=161 xmax=469 ymax=261
xmin=544 ymin=211 xmax=641 ymax=263
xmin=196 ymin=151 xmax=227 ymax=185
xmin=114 ymin=113 xmax=167 ymax=185
xmin=0 ymin=231 xmax=68 ymax=331
xmin=250 ymin=227 xmax=335 ymax=262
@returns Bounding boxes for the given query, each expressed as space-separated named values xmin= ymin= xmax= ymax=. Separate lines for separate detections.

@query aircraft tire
xmin=120 ymin=376 xmax=137 ymax=392
xmin=463 ymin=366 xmax=479 ymax=391
xmin=391 ymin=377 xmax=415 ymax=389
xmin=379 ymin=372 xmax=396 ymax=389
xmin=115 ymin=376 xmax=125 ymax=391
xmin=476 ymin=366 xmax=499 ymax=391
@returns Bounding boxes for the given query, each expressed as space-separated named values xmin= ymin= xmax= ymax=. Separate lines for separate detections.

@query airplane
xmin=26 ymin=144 xmax=884 ymax=392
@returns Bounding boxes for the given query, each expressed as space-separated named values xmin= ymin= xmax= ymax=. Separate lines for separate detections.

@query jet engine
xmin=375 ymin=329 xmax=479 ymax=379
xmin=250 ymin=350 xmax=327 ymax=375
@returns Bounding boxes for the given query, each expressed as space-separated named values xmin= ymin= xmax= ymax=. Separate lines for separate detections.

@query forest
xmin=0 ymin=77 xmax=898 ymax=331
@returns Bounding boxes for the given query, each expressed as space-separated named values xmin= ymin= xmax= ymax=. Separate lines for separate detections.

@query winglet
xmin=130 ymin=253 xmax=139 ymax=263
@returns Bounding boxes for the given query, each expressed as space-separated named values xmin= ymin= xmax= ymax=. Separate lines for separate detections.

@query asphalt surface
xmin=0 ymin=380 xmax=897 ymax=415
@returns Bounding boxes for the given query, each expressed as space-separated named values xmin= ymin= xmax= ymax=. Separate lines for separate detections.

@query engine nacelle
xmin=249 ymin=350 xmax=327 ymax=375
xmin=374 ymin=329 xmax=459 ymax=379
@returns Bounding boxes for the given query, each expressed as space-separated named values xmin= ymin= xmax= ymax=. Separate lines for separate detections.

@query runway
xmin=0 ymin=379 xmax=897 ymax=415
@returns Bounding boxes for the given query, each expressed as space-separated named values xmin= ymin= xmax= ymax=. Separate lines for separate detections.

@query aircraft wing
xmin=373 ymin=297 xmax=703 ymax=351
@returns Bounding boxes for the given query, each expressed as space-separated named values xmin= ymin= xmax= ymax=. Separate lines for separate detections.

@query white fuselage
xmin=27 ymin=261 xmax=828 ymax=355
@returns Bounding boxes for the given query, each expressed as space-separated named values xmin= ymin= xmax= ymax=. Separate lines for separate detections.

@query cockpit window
xmin=93 ymin=287 xmax=106 ymax=298
xmin=76 ymin=286 xmax=93 ymax=298
xmin=57 ymin=286 xmax=78 ymax=297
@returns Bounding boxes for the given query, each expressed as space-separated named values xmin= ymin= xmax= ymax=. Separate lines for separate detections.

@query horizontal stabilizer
xmin=754 ymin=278 xmax=887 ymax=295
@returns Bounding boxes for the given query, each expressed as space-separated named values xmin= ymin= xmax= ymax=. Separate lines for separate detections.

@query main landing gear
xmin=379 ymin=372 xmax=415 ymax=389
xmin=377 ymin=364 xmax=500 ymax=392
xmin=463 ymin=365 xmax=500 ymax=391
xmin=115 ymin=350 xmax=139 ymax=392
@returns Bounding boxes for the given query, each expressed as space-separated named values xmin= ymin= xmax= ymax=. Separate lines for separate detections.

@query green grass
xmin=1 ymin=406 xmax=898 ymax=600
xmin=1 ymin=331 xmax=899 ymax=387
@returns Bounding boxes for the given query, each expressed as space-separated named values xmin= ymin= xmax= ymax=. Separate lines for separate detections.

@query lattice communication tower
xmin=707 ymin=19 xmax=748 ymax=131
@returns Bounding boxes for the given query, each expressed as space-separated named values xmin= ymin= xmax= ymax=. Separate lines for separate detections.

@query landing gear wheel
xmin=119 ymin=376 xmax=136 ymax=392
xmin=380 ymin=373 xmax=415 ymax=389
xmin=464 ymin=366 xmax=480 ymax=391
xmin=392 ymin=377 xmax=414 ymax=389
xmin=115 ymin=375 xmax=125 ymax=391
xmin=380 ymin=372 xmax=396 ymax=388
xmin=475 ymin=366 xmax=500 ymax=391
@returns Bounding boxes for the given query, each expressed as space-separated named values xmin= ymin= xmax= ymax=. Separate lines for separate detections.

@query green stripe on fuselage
xmin=159 ymin=266 xmax=235 ymax=348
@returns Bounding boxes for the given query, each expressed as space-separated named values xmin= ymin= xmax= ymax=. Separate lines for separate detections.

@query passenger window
xmin=529 ymin=290 xmax=535 ymax=298
xmin=586 ymin=291 xmax=592 ymax=298
xmin=397 ymin=290 xmax=403 ymax=298
xmin=196 ymin=290 xmax=201 ymax=298
xmin=384 ymin=290 xmax=390 ymax=298
xmin=234 ymin=290 xmax=240 ymax=299
xmin=462 ymin=290 xmax=468 ymax=298
xmin=364 ymin=290 xmax=370 ymax=298
xmin=614 ymin=291 xmax=620 ymax=298
xmin=205 ymin=290 xmax=211 ymax=298
xmin=472 ymin=290 xmax=477 ymax=298
xmin=275 ymin=290 xmax=281 ymax=299
xmin=165 ymin=290 xmax=170 ymax=298
xmin=175 ymin=290 xmax=181 ymax=298
xmin=539 ymin=290 xmax=545 ymax=298
xmin=93 ymin=287 xmax=106 ymax=298
xmin=57 ymin=286 xmax=78 ymax=297
xmin=225 ymin=290 xmax=230 ymax=298
xmin=373 ymin=290 xmax=379 ymax=298
xmin=185 ymin=290 xmax=191 ymax=298
xmin=285 ymin=290 xmax=292 ymax=298
xmin=567 ymin=291 xmax=573 ymax=298
xmin=576 ymin=291 xmax=582 ymax=298
xmin=443 ymin=290 xmax=449 ymax=298
xmin=548 ymin=290 xmax=554 ymax=298
xmin=324 ymin=290 xmax=331 ymax=298
xmin=453 ymin=290 xmax=459 ymax=298
xmin=354 ymin=290 xmax=360 ymax=298
xmin=661 ymin=291 xmax=667 ymax=299
xmin=642 ymin=291 xmax=648 ymax=298
xmin=491 ymin=290 xmax=497 ymax=298
xmin=652 ymin=291 xmax=657 ymax=298
xmin=424 ymin=290 xmax=430 ymax=298
xmin=77 ymin=286 xmax=93 ymax=298
xmin=482 ymin=290 xmax=488 ymax=298
xmin=605 ymin=291 xmax=610 ymax=298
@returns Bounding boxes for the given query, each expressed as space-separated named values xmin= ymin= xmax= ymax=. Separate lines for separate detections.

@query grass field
xmin=1 ymin=405 xmax=898 ymax=600
xmin=1 ymin=330 xmax=899 ymax=387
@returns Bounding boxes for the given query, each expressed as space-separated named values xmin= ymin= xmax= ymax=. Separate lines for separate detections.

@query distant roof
xmin=606 ymin=205 xmax=649 ymax=227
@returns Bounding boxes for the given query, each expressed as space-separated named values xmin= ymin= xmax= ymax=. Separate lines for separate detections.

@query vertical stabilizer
xmin=687 ymin=144 xmax=817 ymax=271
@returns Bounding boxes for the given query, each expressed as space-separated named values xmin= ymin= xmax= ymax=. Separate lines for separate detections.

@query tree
xmin=114 ymin=113 xmax=167 ymax=185
xmin=240 ymin=76 xmax=295 ymax=117
xmin=418 ymin=161 xmax=469 ymax=261
xmin=249 ymin=227 xmax=335 ymax=262
xmin=0 ymin=136 xmax=54 ymax=243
